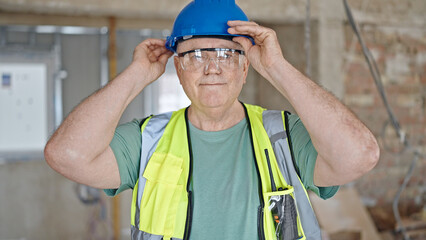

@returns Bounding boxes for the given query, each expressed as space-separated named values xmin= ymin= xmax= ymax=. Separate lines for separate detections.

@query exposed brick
xmin=396 ymin=93 xmax=423 ymax=107
xmin=345 ymin=22 xmax=425 ymax=208
xmin=344 ymin=93 xmax=375 ymax=107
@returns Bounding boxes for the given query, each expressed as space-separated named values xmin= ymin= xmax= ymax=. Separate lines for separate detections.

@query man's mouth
xmin=199 ymin=82 xmax=226 ymax=86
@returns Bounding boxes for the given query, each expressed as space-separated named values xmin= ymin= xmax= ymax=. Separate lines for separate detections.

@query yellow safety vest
xmin=130 ymin=103 xmax=321 ymax=240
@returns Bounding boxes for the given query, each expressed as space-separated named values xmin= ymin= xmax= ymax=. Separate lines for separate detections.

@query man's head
xmin=174 ymin=37 xmax=249 ymax=109
xmin=166 ymin=0 xmax=252 ymax=110
xmin=165 ymin=0 xmax=252 ymax=53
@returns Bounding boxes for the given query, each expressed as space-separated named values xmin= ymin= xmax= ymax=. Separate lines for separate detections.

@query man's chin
xmin=197 ymin=98 xmax=228 ymax=109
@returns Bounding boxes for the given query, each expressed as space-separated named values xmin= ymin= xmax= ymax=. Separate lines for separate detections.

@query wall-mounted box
xmin=0 ymin=63 xmax=48 ymax=155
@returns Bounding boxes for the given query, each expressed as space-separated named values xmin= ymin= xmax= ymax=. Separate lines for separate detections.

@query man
xmin=45 ymin=0 xmax=379 ymax=239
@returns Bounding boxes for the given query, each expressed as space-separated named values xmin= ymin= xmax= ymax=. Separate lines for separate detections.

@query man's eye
xmin=190 ymin=54 xmax=205 ymax=63
xmin=216 ymin=56 xmax=228 ymax=62
xmin=218 ymin=53 xmax=231 ymax=59
xmin=189 ymin=53 xmax=202 ymax=59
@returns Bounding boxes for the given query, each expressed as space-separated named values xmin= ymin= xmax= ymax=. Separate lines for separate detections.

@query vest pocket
xmin=139 ymin=152 xmax=184 ymax=237
xmin=263 ymin=186 xmax=305 ymax=240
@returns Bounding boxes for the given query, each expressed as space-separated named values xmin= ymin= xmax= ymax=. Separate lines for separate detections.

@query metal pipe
xmin=108 ymin=17 xmax=121 ymax=240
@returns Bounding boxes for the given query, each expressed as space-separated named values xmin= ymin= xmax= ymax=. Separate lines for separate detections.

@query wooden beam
xmin=0 ymin=12 xmax=173 ymax=30
xmin=108 ymin=16 xmax=121 ymax=240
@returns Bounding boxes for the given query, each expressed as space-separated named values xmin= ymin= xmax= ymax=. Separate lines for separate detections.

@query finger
xmin=148 ymin=46 xmax=171 ymax=62
xmin=227 ymin=20 xmax=258 ymax=27
xmin=158 ymin=51 xmax=174 ymax=65
xmin=228 ymin=25 xmax=271 ymax=44
xmin=151 ymin=45 xmax=169 ymax=57
xmin=140 ymin=38 xmax=167 ymax=51
xmin=228 ymin=24 xmax=265 ymax=37
xmin=144 ymin=39 xmax=169 ymax=55
xmin=144 ymin=38 xmax=166 ymax=46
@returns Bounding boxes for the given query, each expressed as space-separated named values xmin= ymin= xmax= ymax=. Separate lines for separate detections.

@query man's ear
xmin=243 ymin=58 xmax=250 ymax=83
xmin=244 ymin=58 xmax=250 ymax=72
xmin=174 ymin=56 xmax=183 ymax=85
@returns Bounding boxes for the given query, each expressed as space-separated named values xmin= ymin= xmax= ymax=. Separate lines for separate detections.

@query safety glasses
xmin=177 ymin=48 xmax=245 ymax=72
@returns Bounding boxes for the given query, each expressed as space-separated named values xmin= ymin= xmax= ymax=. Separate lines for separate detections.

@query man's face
xmin=174 ymin=38 xmax=249 ymax=110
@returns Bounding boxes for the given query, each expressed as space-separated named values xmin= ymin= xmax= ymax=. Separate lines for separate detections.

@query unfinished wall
xmin=0 ymin=33 xmax=106 ymax=240
xmin=0 ymin=31 xmax=141 ymax=240
xmin=343 ymin=1 xmax=425 ymax=230
xmin=242 ymin=0 xmax=426 ymax=230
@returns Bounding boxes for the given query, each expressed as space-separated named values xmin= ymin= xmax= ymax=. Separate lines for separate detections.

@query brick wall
xmin=343 ymin=23 xmax=425 ymax=226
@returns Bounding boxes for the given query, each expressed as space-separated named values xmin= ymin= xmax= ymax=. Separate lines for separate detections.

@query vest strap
xmin=131 ymin=225 xmax=182 ymax=240
xmin=269 ymin=131 xmax=287 ymax=144
xmin=263 ymin=110 xmax=322 ymax=239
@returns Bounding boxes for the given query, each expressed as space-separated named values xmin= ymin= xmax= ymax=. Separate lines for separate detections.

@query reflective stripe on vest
xmin=131 ymin=104 xmax=321 ymax=240
xmin=262 ymin=110 xmax=321 ymax=239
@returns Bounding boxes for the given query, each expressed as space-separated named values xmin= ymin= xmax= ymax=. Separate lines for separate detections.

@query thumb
xmin=232 ymin=36 xmax=253 ymax=53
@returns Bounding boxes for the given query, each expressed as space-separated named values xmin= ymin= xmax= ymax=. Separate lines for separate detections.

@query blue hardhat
xmin=165 ymin=0 xmax=253 ymax=52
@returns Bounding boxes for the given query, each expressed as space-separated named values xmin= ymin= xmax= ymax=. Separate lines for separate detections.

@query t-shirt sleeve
xmin=287 ymin=113 xmax=339 ymax=200
xmin=104 ymin=119 xmax=142 ymax=197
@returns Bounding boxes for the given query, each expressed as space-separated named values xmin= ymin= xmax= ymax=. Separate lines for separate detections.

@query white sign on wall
xmin=0 ymin=63 xmax=48 ymax=152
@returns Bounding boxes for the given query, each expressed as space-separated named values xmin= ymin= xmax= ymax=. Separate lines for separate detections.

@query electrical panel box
xmin=0 ymin=63 xmax=48 ymax=156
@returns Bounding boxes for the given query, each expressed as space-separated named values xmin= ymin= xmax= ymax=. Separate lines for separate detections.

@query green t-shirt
xmin=188 ymin=119 xmax=258 ymax=239
xmin=105 ymin=111 xmax=338 ymax=238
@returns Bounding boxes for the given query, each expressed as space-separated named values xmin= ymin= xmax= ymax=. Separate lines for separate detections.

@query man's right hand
xmin=132 ymin=38 xmax=174 ymax=85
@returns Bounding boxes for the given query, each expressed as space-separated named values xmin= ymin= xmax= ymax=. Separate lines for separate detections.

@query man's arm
xmin=44 ymin=39 xmax=173 ymax=189
xmin=229 ymin=21 xmax=380 ymax=187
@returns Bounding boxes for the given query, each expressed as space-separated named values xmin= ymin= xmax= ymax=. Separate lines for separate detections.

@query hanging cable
xmin=87 ymin=194 xmax=113 ymax=240
xmin=344 ymin=0 xmax=370 ymax=73
xmin=74 ymin=183 xmax=113 ymax=239
xmin=304 ymin=0 xmax=311 ymax=78
xmin=343 ymin=0 xmax=405 ymax=145
xmin=343 ymin=1 xmax=425 ymax=239
xmin=392 ymin=152 xmax=420 ymax=240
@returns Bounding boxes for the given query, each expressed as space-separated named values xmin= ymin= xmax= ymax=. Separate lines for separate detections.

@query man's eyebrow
xmin=187 ymin=45 xmax=242 ymax=52
xmin=178 ymin=40 xmax=243 ymax=52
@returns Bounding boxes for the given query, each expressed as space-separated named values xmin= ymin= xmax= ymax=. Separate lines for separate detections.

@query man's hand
xmin=228 ymin=20 xmax=285 ymax=82
xmin=132 ymin=38 xmax=174 ymax=85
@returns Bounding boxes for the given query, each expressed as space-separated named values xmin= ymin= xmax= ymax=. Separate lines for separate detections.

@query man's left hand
xmin=228 ymin=20 xmax=285 ymax=81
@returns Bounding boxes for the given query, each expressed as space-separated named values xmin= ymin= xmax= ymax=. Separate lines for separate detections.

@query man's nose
xmin=204 ymin=58 xmax=222 ymax=74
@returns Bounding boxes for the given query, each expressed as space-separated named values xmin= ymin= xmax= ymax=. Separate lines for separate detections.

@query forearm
xmin=45 ymin=63 xmax=149 ymax=165
xmin=267 ymin=59 xmax=379 ymax=183
xmin=228 ymin=21 xmax=379 ymax=185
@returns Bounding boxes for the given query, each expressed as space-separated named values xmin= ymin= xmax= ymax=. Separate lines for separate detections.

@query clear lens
xmin=179 ymin=48 xmax=244 ymax=71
